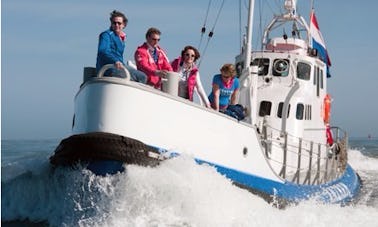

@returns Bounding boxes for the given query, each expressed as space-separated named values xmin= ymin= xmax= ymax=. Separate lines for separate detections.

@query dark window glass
xmin=313 ymin=66 xmax=317 ymax=85
xmin=259 ymin=101 xmax=272 ymax=117
xmin=320 ymin=69 xmax=324 ymax=89
xmin=272 ymin=59 xmax=290 ymax=77
xmin=316 ymin=70 xmax=320 ymax=97
xmin=252 ymin=58 xmax=270 ymax=76
xmin=277 ymin=102 xmax=283 ymax=118
xmin=235 ymin=62 xmax=244 ymax=77
xmin=277 ymin=102 xmax=290 ymax=118
xmin=308 ymin=105 xmax=312 ymax=120
xmin=297 ymin=62 xmax=311 ymax=80
xmin=307 ymin=105 xmax=312 ymax=120
xmin=296 ymin=103 xmax=304 ymax=120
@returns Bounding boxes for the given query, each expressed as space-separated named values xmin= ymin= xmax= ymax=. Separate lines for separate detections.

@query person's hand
xmin=155 ymin=70 xmax=168 ymax=79
xmin=114 ymin=61 xmax=123 ymax=69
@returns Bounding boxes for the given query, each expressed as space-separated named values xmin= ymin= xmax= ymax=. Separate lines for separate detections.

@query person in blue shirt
xmin=96 ymin=10 xmax=147 ymax=83
xmin=208 ymin=63 xmax=240 ymax=112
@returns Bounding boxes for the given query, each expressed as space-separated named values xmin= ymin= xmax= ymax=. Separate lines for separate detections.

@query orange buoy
xmin=323 ymin=94 xmax=331 ymax=124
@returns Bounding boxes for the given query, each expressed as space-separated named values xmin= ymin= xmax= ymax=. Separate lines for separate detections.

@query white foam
xmin=95 ymin=156 xmax=378 ymax=227
xmin=348 ymin=148 xmax=378 ymax=171
xmin=2 ymin=152 xmax=378 ymax=226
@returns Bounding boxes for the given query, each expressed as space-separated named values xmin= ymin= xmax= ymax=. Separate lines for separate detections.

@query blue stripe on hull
xmin=84 ymin=147 xmax=360 ymax=204
xmin=202 ymin=160 xmax=360 ymax=203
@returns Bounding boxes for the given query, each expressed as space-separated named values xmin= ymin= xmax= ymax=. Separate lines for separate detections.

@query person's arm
xmin=134 ymin=47 xmax=156 ymax=76
xmin=158 ymin=47 xmax=173 ymax=71
xmin=161 ymin=58 xmax=173 ymax=72
xmin=98 ymin=32 xmax=120 ymax=65
xmin=230 ymin=78 xmax=240 ymax=105
xmin=154 ymin=49 xmax=172 ymax=79
xmin=212 ymin=84 xmax=220 ymax=111
xmin=195 ymin=73 xmax=211 ymax=108
xmin=230 ymin=88 xmax=239 ymax=105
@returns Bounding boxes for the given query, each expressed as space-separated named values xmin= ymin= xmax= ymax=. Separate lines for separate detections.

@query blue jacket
xmin=96 ymin=29 xmax=125 ymax=73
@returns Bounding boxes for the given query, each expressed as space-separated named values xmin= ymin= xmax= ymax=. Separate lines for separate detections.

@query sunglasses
xmin=112 ymin=21 xmax=123 ymax=25
xmin=150 ymin=37 xmax=160 ymax=41
xmin=185 ymin=53 xmax=195 ymax=58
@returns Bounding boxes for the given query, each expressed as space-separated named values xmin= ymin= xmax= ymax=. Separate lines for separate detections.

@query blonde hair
xmin=220 ymin=64 xmax=236 ymax=77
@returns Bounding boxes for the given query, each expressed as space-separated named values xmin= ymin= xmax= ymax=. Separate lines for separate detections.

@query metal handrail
xmin=261 ymin=123 xmax=348 ymax=185
xmin=96 ymin=64 xmax=131 ymax=81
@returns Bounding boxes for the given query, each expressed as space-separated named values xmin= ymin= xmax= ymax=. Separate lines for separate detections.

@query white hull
xmin=66 ymin=78 xmax=360 ymax=203
xmin=73 ymin=79 xmax=280 ymax=183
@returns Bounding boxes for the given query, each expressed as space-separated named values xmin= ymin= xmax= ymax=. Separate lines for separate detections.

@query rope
xmin=198 ymin=0 xmax=212 ymax=50
xmin=198 ymin=0 xmax=226 ymax=68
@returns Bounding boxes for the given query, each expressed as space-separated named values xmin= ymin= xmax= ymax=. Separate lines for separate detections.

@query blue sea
xmin=2 ymin=138 xmax=378 ymax=227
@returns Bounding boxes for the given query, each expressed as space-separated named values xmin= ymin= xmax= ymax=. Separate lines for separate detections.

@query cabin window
xmin=320 ymin=69 xmax=324 ymax=89
xmin=252 ymin=58 xmax=270 ymax=76
xmin=259 ymin=101 xmax=272 ymax=117
xmin=309 ymin=105 xmax=312 ymax=119
xmin=235 ymin=62 xmax=244 ymax=77
xmin=297 ymin=62 xmax=311 ymax=80
xmin=316 ymin=68 xmax=320 ymax=97
xmin=296 ymin=103 xmax=304 ymax=120
xmin=277 ymin=102 xmax=290 ymax=118
xmin=313 ymin=66 xmax=318 ymax=85
xmin=272 ymin=59 xmax=289 ymax=77
xmin=304 ymin=104 xmax=312 ymax=120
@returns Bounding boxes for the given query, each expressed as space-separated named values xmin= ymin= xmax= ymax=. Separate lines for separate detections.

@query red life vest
xmin=171 ymin=57 xmax=198 ymax=101
xmin=326 ymin=124 xmax=334 ymax=145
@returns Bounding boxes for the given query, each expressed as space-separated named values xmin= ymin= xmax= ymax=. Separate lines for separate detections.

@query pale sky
xmin=2 ymin=0 xmax=378 ymax=139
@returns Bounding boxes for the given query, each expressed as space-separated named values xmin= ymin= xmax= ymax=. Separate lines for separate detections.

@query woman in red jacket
xmin=171 ymin=46 xmax=210 ymax=108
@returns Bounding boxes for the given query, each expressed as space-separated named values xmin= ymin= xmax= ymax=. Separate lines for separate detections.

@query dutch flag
xmin=310 ymin=10 xmax=331 ymax=77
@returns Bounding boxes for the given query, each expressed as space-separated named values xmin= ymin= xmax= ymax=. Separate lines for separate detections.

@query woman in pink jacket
xmin=134 ymin=27 xmax=173 ymax=89
xmin=171 ymin=46 xmax=210 ymax=108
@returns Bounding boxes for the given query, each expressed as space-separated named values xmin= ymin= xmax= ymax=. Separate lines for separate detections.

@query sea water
xmin=1 ymin=139 xmax=378 ymax=227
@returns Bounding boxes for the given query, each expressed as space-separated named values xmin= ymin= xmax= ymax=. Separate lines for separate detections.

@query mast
xmin=243 ymin=0 xmax=255 ymax=70
xmin=240 ymin=0 xmax=258 ymax=126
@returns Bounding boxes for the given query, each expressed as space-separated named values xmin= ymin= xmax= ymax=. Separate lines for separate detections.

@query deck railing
xmin=261 ymin=122 xmax=348 ymax=185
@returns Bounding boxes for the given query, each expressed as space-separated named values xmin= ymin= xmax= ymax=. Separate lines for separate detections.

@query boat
xmin=50 ymin=0 xmax=361 ymax=205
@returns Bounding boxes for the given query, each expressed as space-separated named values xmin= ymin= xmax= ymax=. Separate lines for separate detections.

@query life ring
xmin=323 ymin=94 xmax=331 ymax=123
